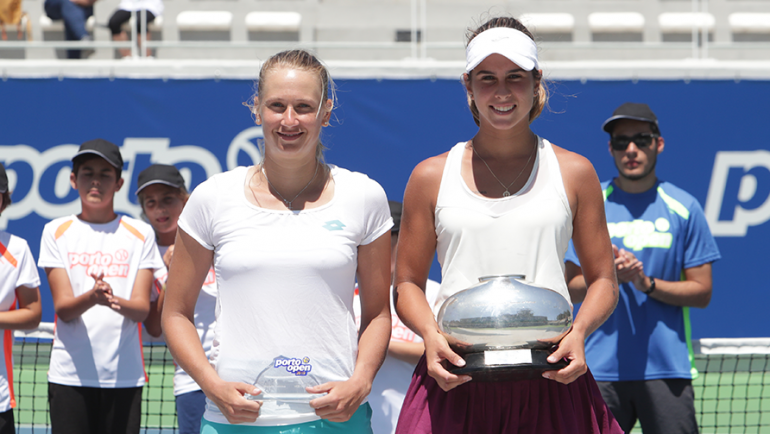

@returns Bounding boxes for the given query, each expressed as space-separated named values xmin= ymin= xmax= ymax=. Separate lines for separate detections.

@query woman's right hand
xmin=424 ymin=332 xmax=472 ymax=391
xmin=206 ymin=380 xmax=263 ymax=424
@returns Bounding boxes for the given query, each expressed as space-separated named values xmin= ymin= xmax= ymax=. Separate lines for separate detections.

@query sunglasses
xmin=610 ymin=133 xmax=658 ymax=151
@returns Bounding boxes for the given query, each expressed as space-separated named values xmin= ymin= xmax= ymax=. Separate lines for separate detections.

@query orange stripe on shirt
xmin=54 ymin=220 xmax=74 ymax=240
xmin=0 ymin=241 xmax=17 ymax=268
xmin=120 ymin=220 xmax=146 ymax=242
xmin=138 ymin=323 xmax=148 ymax=383
xmin=50 ymin=316 xmax=58 ymax=378
xmin=4 ymin=299 xmax=17 ymax=408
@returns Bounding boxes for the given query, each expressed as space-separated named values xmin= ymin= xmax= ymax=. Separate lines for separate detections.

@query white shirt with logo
xmin=177 ymin=166 xmax=392 ymax=426
xmin=38 ymin=215 xmax=164 ymax=388
xmin=0 ymin=231 xmax=41 ymax=411
xmin=154 ymin=245 xmax=218 ymax=396
xmin=353 ymin=280 xmax=440 ymax=434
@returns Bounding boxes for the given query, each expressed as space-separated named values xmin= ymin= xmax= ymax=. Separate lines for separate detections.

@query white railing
xmin=2 ymin=0 xmax=770 ymax=62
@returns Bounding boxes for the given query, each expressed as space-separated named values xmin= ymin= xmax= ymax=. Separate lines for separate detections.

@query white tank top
xmin=433 ymin=137 xmax=573 ymax=315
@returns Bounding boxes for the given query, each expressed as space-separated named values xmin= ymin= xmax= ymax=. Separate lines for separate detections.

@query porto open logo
xmin=705 ymin=150 xmax=770 ymax=237
xmin=0 ymin=127 xmax=264 ymax=230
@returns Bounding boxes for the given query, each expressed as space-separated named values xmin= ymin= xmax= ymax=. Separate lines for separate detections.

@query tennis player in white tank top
xmin=432 ymin=137 xmax=572 ymax=315
xmin=393 ymin=16 xmax=624 ymax=434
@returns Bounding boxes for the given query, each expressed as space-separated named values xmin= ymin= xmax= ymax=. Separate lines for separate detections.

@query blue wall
xmin=1 ymin=77 xmax=767 ymax=338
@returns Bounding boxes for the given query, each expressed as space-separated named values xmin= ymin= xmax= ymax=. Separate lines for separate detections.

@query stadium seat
xmin=659 ymin=12 xmax=715 ymax=42
xmin=729 ymin=12 xmax=770 ymax=42
xmin=0 ymin=14 xmax=29 ymax=59
xmin=246 ymin=11 xmax=301 ymax=41
xmin=519 ymin=13 xmax=574 ymax=42
xmin=589 ymin=12 xmax=645 ymax=42
xmin=39 ymin=14 xmax=95 ymax=33
xmin=177 ymin=11 xmax=232 ymax=41
xmin=40 ymin=14 xmax=96 ymax=59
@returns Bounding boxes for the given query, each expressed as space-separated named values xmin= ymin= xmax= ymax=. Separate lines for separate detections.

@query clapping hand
xmin=91 ymin=272 xmax=119 ymax=310
xmin=613 ymin=245 xmax=645 ymax=284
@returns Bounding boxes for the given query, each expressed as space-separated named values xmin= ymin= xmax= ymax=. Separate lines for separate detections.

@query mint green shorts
xmin=200 ymin=403 xmax=373 ymax=434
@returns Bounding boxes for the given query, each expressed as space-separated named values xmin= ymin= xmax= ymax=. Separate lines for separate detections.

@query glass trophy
xmin=244 ymin=355 xmax=325 ymax=403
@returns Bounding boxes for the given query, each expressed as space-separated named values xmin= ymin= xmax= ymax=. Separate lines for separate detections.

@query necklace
xmin=472 ymin=141 xmax=537 ymax=197
xmin=261 ymin=163 xmax=319 ymax=210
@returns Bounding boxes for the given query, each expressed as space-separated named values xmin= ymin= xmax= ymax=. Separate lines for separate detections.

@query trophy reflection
xmin=436 ymin=275 xmax=572 ymax=381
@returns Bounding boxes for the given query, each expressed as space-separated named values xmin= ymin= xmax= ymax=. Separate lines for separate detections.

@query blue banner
xmin=1 ymin=77 xmax=768 ymax=338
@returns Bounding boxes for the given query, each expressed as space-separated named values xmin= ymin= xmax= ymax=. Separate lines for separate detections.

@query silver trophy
xmin=436 ymin=275 xmax=573 ymax=381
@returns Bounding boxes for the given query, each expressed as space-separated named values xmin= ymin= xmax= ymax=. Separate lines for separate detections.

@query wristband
xmin=644 ymin=277 xmax=656 ymax=295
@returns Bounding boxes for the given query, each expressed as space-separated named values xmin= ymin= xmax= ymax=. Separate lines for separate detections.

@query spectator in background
xmin=43 ymin=0 xmax=96 ymax=59
xmin=565 ymin=102 xmax=721 ymax=434
xmin=0 ymin=163 xmax=43 ymax=434
xmin=38 ymin=139 xmax=164 ymax=434
xmin=107 ymin=0 xmax=162 ymax=58
xmin=136 ymin=163 xmax=216 ymax=434
xmin=353 ymin=200 xmax=440 ymax=434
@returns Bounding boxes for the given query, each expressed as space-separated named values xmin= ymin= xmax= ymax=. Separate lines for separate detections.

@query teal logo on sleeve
xmin=322 ymin=220 xmax=346 ymax=231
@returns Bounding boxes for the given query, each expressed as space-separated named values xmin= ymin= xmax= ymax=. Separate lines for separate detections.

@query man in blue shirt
xmin=565 ymin=102 xmax=721 ymax=434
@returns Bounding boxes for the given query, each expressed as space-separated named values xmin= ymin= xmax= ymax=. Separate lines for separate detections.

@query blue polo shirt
xmin=566 ymin=180 xmax=721 ymax=382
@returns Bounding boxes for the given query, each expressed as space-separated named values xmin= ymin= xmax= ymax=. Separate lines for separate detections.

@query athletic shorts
xmin=597 ymin=379 xmax=698 ymax=434
xmin=108 ymin=9 xmax=157 ymax=35
xmin=176 ymin=389 xmax=206 ymax=434
xmin=0 ymin=409 xmax=14 ymax=434
xmin=200 ymin=403 xmax=373 ymax=433
xmin=48 ymin=383 xmax=142 ymax=434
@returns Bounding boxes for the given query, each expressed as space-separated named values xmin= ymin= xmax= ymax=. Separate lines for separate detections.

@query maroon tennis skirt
xmin=395 ymin=356 xmax=624 ymax=434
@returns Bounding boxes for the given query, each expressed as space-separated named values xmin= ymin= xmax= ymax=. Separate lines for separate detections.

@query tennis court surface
xmin=11 ymin=325 xmax=770 ymax=433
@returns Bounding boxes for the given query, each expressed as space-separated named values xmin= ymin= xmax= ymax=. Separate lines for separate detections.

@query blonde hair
xmin=465 ymin=16 xmax=549 ymax=126
xmin=252 ymin=49 xmax=337 ymax=162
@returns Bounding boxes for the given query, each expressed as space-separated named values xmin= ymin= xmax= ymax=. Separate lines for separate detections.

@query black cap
xmin=0 ymin=163 xmax=7 ymax=194
xmin=389 ymin=201 xmax=402 ymax=234
xmin=602 ymin=102 xmax=659 ymax=133
xmin=136 ymin=164 xmax=186 ymax=195
xmin=72 ymin=138 xmax=124 ymax=169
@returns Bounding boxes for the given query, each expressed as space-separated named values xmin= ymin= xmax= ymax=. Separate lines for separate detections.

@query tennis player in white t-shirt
xmin=38 ymin=139 xmax=164 ymax=434
xmin=162 ymin=49 xmax=393 ymax=434
xmin=0 ymin=163 xmax=42 ymax=434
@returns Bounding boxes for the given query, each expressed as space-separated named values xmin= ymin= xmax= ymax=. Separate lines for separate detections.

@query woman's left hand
xmin=307 ymin=376 xmax=370 ymax=422
xmin=542 ymin=329 xmax=587 ymax=385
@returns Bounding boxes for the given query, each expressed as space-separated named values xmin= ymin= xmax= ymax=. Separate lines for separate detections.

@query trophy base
xmin=245 ymin=392 xmax=324 ymax=403
xmin=449 ymin=348 xmax=569 ymax=382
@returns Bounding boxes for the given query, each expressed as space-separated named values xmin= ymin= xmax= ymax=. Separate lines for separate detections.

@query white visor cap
xmin=466 ymin=27 xmax=539 ymax=73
